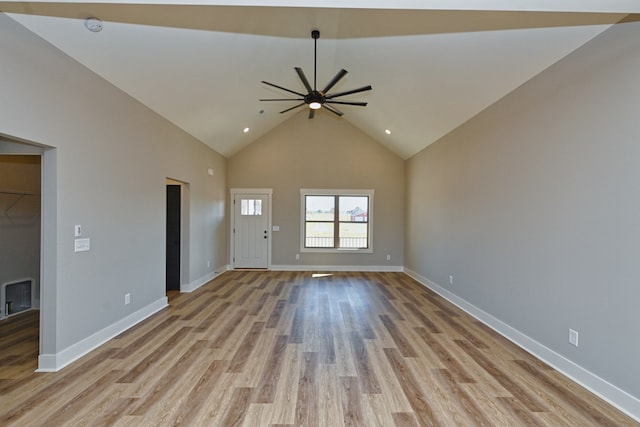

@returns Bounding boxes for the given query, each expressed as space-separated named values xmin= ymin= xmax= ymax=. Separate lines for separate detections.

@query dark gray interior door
xmin=166 ymin=185 xmax=181 ymax=291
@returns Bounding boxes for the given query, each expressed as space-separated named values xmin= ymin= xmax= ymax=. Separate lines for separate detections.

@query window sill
xmin=300 ymin=247 xmax=373 ymax=254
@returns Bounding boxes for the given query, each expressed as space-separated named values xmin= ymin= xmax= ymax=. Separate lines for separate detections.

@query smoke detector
xmin=85 ymin=17 xmax=103 ymax=32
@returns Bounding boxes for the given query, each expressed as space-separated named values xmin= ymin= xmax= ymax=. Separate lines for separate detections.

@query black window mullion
xmin=333 ymin=195 xmax=339 ymax=248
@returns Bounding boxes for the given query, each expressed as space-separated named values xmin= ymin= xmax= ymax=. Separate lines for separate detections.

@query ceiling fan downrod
xmin=312 ymin=29 xmax=319 ymax=91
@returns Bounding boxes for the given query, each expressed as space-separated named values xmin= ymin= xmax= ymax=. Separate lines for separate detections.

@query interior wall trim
xmin=181 ymin=265 xmax=230 ymax=293
xmin=36 ymin=296 xmax=168 ymax=372
xmin=403 ymin=267 xmax=640 ymax=423
xmin=270 ymin=264 xmax=404 ymax=272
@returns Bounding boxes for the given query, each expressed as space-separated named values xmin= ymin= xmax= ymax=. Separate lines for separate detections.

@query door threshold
xmin=233 ymin=268 xmax=269 ymax=271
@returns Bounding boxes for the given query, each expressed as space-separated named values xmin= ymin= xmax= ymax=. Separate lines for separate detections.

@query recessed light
xmin=385 ymin=129 xmax=392 ymax=135
xmin=243 ymin=127 xmax=250 ymax=133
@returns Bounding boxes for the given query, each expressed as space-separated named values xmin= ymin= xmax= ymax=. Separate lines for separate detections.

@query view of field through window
xmin=304 ymin=195 xmax=369 ymax=248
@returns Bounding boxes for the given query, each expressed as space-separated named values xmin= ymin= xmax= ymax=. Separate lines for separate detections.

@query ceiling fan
xmin=260 ymin=30 xmax=372 ymax=119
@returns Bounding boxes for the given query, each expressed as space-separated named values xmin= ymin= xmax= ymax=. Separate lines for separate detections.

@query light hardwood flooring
xmin=0 ymin=271 xmax=637 ymax=426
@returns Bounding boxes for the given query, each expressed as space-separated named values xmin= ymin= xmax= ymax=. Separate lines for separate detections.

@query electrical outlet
xmin=386 ymin=254 xmax=391 ymax=261
xmin=124 ymin=293 xmax=131 ymax=305
xmin=295 ymin=254 xmax=300 ymax=260
xmin=449 ymin=275 xmax=453 ymax=285
xmin=207 ymin=260 xmax=211 ymax=268
xmin=569 ymin=329 xmax=579 ymax=346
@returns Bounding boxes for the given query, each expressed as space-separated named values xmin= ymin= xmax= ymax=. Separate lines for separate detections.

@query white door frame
xmin=230 ymin=188 xmax=272 ymax=269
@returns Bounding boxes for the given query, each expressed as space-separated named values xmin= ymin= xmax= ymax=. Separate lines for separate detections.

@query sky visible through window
xmin=306 ymin=196 xmax=367 ymax=215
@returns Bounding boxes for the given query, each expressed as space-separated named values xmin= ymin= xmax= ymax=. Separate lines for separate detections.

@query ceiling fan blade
xmin=279 ymin=103 xmax=306 ymax=114
xmin=326 ymin=100 xmax=368 ymax=107
xmin=321 ymin=69 xmax=348 ymax=94
xmin=325 ymin=85 xmax=372 ymax=99
xmin=260 ymin=98 xmax=304 ymax=101
xmin=295 ymin=67 xmax=313 ymax=93
xmin=308 ymin=109 xmax=315 ymax=119
xmin=262 ymin=80 xmax=306 ymax=97
xmin=323 ymin=103 xmax=344 ymax=117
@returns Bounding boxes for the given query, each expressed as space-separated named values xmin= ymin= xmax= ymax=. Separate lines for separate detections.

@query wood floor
xmin=0 ymin=271 xmax=637 ymax=426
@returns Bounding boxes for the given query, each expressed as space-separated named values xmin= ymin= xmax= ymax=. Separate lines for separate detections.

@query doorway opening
xmin=166 ymin=178 xmax=189 ymax=295
xmin=0 ymin=141 xmax=43 ymax=378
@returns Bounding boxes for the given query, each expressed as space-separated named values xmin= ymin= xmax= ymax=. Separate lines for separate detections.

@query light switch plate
xmin=74 ymin=224 xmax=82 ymax=237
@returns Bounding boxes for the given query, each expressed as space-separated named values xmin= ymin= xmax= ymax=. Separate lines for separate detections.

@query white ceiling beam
xmin=1 ymin=0 xmax=640 ymax=14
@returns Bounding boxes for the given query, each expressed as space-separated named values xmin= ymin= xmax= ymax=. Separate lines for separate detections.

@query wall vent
xmin=1 ymin=278 xmax=34 ymax=319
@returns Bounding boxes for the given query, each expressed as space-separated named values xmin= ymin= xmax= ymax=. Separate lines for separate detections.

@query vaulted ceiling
xmin=2 ymin=1 xmax=637 ymax=158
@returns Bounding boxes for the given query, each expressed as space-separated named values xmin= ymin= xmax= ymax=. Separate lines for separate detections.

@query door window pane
xmin=241 ymin=199 xmax=262 ymax=216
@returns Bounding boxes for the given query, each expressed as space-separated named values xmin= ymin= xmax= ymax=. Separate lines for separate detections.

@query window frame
xmin=300 ymin=188 xmax=374 ymax=254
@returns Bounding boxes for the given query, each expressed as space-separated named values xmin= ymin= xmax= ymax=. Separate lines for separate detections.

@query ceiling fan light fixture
xmin=309 ymin=101 xmax=322 ymax=110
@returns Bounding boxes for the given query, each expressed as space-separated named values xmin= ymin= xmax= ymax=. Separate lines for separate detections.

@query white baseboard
xmin=37 ymin=296 xmax=168 ymax=372
xmin=181 ymin=264 xmax=230 ymax=293
xmin=270 ymin=264 xmax=404 ymax=272
xmin=403 ymin=268 xmax=640 ymax=423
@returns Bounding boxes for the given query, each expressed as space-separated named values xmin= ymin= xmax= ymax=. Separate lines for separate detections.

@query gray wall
xmin=405 ymin=19 xmax=640 ymax=400
xmin=0 ymin=155 xmax=41 ymax=310
xmin=0 ymin=14 xmax=227 ymax=357
xmin=229 ymin=112 xmax=404 ymax=268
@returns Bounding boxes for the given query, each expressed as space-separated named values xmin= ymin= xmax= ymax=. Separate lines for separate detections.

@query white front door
xmin=233 ymin=193 xmax=269 ymax=268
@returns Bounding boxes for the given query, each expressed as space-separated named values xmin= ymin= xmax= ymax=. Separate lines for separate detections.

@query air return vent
xmin=1 ymin=278 xmax=34 ymax=319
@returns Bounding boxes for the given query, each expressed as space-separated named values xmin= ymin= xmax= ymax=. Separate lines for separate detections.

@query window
xmin=240 ymin=199 xmax=262 ymax=216
xmin=300 ymin=189 xmax=373 ymax=253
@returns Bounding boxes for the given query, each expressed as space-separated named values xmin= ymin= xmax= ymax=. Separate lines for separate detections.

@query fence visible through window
xmin=305 ymin=236 xmax=367 ymax=248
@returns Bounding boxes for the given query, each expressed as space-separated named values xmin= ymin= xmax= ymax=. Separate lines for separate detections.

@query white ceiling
xmin=2 ymin=1 xmax=635 ymax=158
